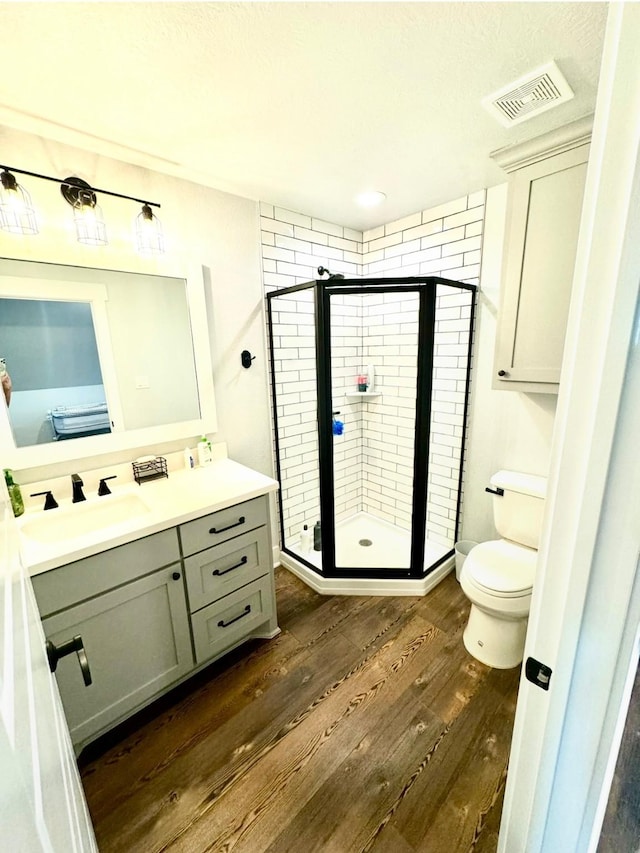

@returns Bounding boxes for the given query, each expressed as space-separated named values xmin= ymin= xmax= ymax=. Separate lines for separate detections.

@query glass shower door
xmin=328 ymin=287 xmax=421 ymax=575
xmin=268 ymin=285 xmax=322 ymax=570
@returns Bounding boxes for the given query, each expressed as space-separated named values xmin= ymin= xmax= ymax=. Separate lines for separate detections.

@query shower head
xmin=317 ymin=265 xmax=345 ymax=280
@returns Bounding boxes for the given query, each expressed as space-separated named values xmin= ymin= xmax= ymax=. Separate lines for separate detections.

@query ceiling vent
xmin=482 ymin=61 xmax=574 ymax=127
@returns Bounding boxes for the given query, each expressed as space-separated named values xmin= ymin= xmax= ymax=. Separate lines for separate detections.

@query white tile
xmin=294 ymin=226 xmax=329 ymax=245
xmin=385 ymin=211 xmax=422 ymax=235
xmin=385 ymin=238 xmax=421 ymax=259
xmin=275 ymin=207 xmax=312 ymax=228
xmin=261 ymin=217 xmax=295 ymax=237
xmin=442 ymin=236 xmax=482 ymax=258
xmin=467 ymin=189 xmax=486 ymax=209
xmin=310 ymin=218 xmax=343 ymax=237
xmin=423 ymin=195 xmax=467 ymax=224
xmin=276 ymin=234 xmax=312 ymax=254
xmin=329 ymin=235 xmax=360 ymax=252
xmin=443 ymin=208 xmax=484 ymax=230
xmin=368 ymin=232 xmax=403 ymax=253
xmin=263 ymin=272 xmax=296 ymax=288
xmin=264 ymin=245 xmax=296 ymax=263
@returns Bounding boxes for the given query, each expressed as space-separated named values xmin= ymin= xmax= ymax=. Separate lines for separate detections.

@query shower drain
xmin=359 ymin=538 xmax=373 ymax=547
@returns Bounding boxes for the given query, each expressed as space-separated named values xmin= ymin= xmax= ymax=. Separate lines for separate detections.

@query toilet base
xmin=463 ymin=603 xmax=528 ymax=669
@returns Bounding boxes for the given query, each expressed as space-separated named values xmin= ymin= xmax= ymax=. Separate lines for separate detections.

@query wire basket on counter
xmin=132 ymin=456 xmax=168 ymax=485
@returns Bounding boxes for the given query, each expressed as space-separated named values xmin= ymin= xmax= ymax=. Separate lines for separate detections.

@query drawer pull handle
xmin=218 ymin=604 xmax=251 ymax=628
xmin=213 ymin=556 xmax=248 ymax=577
xmin=46 ymin=636 xmax=92 ymax=687
xmin=209 ymin=516 xmax=246 ymax=535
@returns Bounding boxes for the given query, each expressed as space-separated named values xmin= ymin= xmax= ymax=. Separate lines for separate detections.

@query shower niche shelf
xmin=345 ymin=391 xmax=381 ymax=399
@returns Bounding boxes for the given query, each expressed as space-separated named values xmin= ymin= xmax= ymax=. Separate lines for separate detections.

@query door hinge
xmin=525 ymin=657 xmax=552 ymax=691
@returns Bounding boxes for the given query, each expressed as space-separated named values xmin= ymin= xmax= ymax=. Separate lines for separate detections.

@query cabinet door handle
xmin=209 ymin=516 xmax=245 ymax=535
xmin=498 ymin=369 xmax=509 ymax=377
xmin=172 ymin=571 xmax=181 ymax=581
xmin=217 ymin=604 xmax=251 ymax=628
xmin=46 ymin=636 xmax=92 ymax=686
xmin=212 ymin=555 xmax=247 ymax=577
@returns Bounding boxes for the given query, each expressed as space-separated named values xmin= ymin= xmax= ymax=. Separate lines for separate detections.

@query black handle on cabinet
xmin=209 ymin=516 xmax=245 ymax=535
xmin=485 ymin=486 xmax=505 ymax=496
xmin=218 ymin=605 xmax=251 ymax=628
xmin=46 ymin=636 xmax=92 ymax=686
xmin=172 ymin=571 xmax=181 ymax=581
xmin=498 ymin=369 xmax=509 ymax=377
xmin=212 ymin=556 xmax=248 ymax=577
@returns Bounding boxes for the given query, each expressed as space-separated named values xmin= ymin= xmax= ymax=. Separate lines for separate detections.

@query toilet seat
xmin=463 ymin=539 xmax=536 ymax=598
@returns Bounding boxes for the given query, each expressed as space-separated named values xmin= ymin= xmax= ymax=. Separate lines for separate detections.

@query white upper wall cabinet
xmin=491 ymin=117 xmax=591 ymax=393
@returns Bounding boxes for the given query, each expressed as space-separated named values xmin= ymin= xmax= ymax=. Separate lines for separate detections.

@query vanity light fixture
xmin=61 ymin=177 xmax=108 ymax=246
xmin=135 ymin=203 xmax=164 ymax=256
xmin=0 ymin=163 xmax=162 ymax=252
xmin=0 ymin=168 xmax=39 ymax=235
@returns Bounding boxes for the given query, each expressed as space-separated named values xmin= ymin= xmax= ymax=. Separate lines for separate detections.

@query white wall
xmin=462 ymin=183 xmax=557 ymax=544
xmin=0 ymin=125 xmax=274 ymax=483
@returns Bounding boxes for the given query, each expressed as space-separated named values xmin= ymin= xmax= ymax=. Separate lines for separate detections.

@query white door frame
xmin=499 ymin=4 xmax=640 ymax=850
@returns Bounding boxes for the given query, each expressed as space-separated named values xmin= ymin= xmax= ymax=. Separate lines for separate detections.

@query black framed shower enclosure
xmin=267 ymin=277 xmax=476 ymax=583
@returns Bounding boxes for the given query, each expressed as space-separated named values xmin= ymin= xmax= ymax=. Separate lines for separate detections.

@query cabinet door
xmin=42 ymin=565 xmax=193 ymax=749
xmin=495 ymin=144 xmax=589 ymax=391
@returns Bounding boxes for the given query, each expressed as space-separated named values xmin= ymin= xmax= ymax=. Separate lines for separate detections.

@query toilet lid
xmin=465 ymin=540 xmax=537 ymax=596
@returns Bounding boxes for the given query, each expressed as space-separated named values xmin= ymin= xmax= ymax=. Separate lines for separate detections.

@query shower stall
xmin=267 ymin=276 xmax=476 ymax=594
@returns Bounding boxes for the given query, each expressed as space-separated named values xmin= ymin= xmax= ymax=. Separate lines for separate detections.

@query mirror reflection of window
xmin=0 ymin=298 xmax=111 ymax=447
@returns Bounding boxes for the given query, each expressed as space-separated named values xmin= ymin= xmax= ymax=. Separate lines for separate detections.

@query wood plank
xmin=81 ymin=566 xmax=520 ymax=853
xmin=164 ymin=614 xmax=445 ymax=853
xmin=90 ymin=629 xmax=362 ymax=853
xmin=374 ymin=674 xmax=518 ymax=851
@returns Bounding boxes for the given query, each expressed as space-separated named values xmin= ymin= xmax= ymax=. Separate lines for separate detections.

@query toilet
xmin=460 ymin=470 xmax=547 ymax=669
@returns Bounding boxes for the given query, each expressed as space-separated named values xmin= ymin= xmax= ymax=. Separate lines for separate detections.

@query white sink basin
xmin=20 ymin=493 xmax=151 ymax=545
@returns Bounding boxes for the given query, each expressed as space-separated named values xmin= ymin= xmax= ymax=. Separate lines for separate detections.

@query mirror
xmin=0 ymin=258 xmax=217 ymax=469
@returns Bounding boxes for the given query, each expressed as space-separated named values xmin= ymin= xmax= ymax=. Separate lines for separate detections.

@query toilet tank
xmin=490 ymin=470 xmax=547 ymax=548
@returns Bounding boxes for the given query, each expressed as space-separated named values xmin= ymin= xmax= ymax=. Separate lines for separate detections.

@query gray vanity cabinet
xmin=32 ymin=494 xmax=278 ymax=751
xmin=33 ymin=530 xmax=193 ymax=750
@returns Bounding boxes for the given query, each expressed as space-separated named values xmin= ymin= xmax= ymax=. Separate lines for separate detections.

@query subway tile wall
xmin=262 ymin=191 xmax=484 ymax=554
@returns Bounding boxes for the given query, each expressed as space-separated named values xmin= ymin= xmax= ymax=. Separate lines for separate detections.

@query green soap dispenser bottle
xmin=4 ymin=468 xmax=24 ymax=517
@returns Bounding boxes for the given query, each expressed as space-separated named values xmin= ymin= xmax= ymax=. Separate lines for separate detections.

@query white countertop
xmin=18 ymin=458 xmax=279 ymax=577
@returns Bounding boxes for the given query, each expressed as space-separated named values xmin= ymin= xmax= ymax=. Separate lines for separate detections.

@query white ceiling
xmin=0 ymin=2 xmax=608 ymax=230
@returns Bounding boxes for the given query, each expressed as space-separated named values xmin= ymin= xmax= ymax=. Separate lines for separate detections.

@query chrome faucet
xmin=71 ymin=473 xmax=86 ymax=503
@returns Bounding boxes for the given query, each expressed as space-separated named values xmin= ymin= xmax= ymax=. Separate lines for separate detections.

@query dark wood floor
xmin=80 ymin=568 xmax=520 ymax=853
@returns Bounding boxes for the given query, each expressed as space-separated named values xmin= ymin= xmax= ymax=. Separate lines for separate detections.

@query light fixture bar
xmin=0 ymin=164 xmax=160 ymax=209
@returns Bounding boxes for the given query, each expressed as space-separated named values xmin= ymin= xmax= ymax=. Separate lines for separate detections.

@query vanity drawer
xmin=179 ymin=496 xmax=267 ymax=557
xmin=184 ymin=527 xmax=269 ymax=612
xmin=191 ymin=575 xmax=273 ymax=665
xmin=32 ymin=528 xmax=181 ymax=618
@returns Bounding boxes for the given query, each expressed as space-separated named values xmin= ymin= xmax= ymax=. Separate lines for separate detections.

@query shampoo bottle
xmin=197 ymin=436 xmax=213 ymax=467
xmin=183 ymin=447 xmax=195 ymax=469
xmin=300 ymin=524 xmax=311 ymax=552
xmin=4 ymin=468 xmax=24 ymax=517
xmin=313 ymin=520 xmax=322 ymax=551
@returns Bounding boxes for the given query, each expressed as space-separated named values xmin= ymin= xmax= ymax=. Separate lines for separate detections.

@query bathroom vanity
xmin=20 ymin=458 xmax=279 ymax=753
